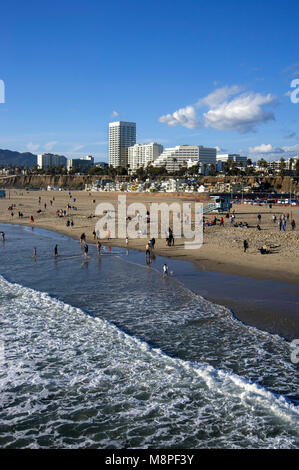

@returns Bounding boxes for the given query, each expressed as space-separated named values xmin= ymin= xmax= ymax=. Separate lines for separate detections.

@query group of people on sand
xmin=66 ymin=219 xmax=74 ymax=227
xmin=56 ymin=209 xmax=67 ymax=217
xmin=235 ymin=221 xmax=249 ymax=228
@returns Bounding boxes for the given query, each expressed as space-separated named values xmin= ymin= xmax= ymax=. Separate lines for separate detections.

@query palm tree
xmin=279 ymin=157 xmax=286 ymax=176
xmin=289 ymin=158 xmax=294 ymax=171
xmin=257 ymin=158 xmax=268 ymax=169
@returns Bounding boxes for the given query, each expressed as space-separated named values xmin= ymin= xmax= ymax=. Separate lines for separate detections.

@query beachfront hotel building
xmin=128 ymin=143 xmax=164 ymax=171
xmin=216 ymin=153 xmax=247 ymax=171
xmin=152 ymin=145 xmax=216 ymax=173
xmin=109 ymin=121 xmax=136 ymax=168
xmin=37 ymin=153 xmax=67 ymax=170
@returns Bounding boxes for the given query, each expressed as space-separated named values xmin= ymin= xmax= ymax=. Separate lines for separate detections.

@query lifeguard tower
xmin=203 ymin=195 xmax=232 ymax=214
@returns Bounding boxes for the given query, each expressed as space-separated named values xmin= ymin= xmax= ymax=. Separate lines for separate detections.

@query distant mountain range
xmin=0 ymin=149 xmax=37 ymax=168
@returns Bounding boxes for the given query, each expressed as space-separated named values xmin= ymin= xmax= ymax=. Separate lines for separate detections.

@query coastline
xmin=1 ymin=219 xmax=299 ymax=340
xmin=1 ymin=189 xmax=299 ymax=340
xmin=2 ymin=217 xmax=299 ymax=286
xmin=1 ymin=190 xmax=299 ymax=285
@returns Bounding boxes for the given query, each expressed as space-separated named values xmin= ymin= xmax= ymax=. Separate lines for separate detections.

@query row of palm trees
xmin=3 ymin=156 xmax=299 ymax=179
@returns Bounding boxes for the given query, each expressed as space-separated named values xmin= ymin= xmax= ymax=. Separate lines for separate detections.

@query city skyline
xmin=1 ymin=1 xmax=299 ymax=162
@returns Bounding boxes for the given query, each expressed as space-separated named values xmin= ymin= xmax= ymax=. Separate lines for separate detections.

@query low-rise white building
xmin=153 ymin=145 xmax=216 ymax=172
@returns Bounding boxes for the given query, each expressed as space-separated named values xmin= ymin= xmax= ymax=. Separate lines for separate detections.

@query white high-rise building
xmin=109 ymin=121 xmax=136 ymax=168
xmin=37 ymin=153 xmax=67 ymax=170
xmin=128 ymin=143 xmax=163 ymax=171
xmin=153 ymin=145 xmax=216 ymax=172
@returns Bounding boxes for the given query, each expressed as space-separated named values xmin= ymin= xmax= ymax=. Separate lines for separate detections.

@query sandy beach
xmin=0 ymin=189 xmax=299 ymax=285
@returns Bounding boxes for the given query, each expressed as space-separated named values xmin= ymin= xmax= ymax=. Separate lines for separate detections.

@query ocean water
xmin=0 ymin=223 xmax=298 ymax=449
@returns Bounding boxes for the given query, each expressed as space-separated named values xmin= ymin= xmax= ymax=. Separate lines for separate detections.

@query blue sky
xmin=0 ymin=0 xmax=299 ymax=162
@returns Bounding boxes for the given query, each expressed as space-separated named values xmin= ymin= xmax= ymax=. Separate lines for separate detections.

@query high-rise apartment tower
xmin=109 ymin=121 xmax=136 ymax=168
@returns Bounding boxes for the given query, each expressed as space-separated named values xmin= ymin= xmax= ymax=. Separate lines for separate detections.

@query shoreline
xmin=1 ymin=217 xmax=299 ymax=287
xmin=1 ymin=220 xmax=299 ymax=340
xmin=1 ymin=190 xmax=298 ymax=286
xmin=0 ymin=189 xmax=298 ymax=339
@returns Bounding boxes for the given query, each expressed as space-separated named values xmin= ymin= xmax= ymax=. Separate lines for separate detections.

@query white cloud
xmin=203 ymin=92 xmax=276 ymax=133
xmin=159 ymin=86 xmax=277 ymax=134
xmin=248 ymin=143 xmax=299 ymax=158
xmin=44 ymin=141 xmax=58 ymax=151
xmin=27 ymin=142 xmax=40 ymax=153
xmin=111 ymin=110 xmax=119 ymax=117
xmin=158 ymin=105 xmax=200 ymax=129
xmin=197 ymin=85 xmax=242 ymax=108
xmin=71 ymin=144 xmax=85 ymax=152
xmin=282 ymin=144 xmax=299 ymax=153
xmin=249 ymin=144 xmax=283 ymax=154
xmin=215 ymin=146 xmax=227 ymax=153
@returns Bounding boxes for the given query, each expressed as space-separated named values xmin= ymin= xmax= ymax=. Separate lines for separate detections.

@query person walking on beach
xmin=0 ymin=231 xmax=5 ymax=242
xmin=278 ymin=219 xmax=282 ymax=231
xmin=125 ymin=236 xmax=129 ymax=246
xmin=97 ymin=241 xmax=102 ymax=254
xmin=54 ymin=244 xmax=58 ymax=257
xmin=80 ymin=233 xmax=86 ymax=244
xmin=84 ymin=244 xmax=88 ymax=258
xmin=33 ymin=247 xmax=37 ymax=258
xmin=272 ymin=214 xmax=277 ymax=224
xmin=243 ymin=240 xmax=248 ymax=252
xmin=257 ymin=214 xmax=261 ymax=223
xmin=145 ymin=242 xmax=151 ymax=258
xmin=291 ymin=219 xmax=296 ymax=231
xmin=163 ymin=264 xmax=168 ymax=276
xmin=282 ymin=220 xmax=286 ymax=232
